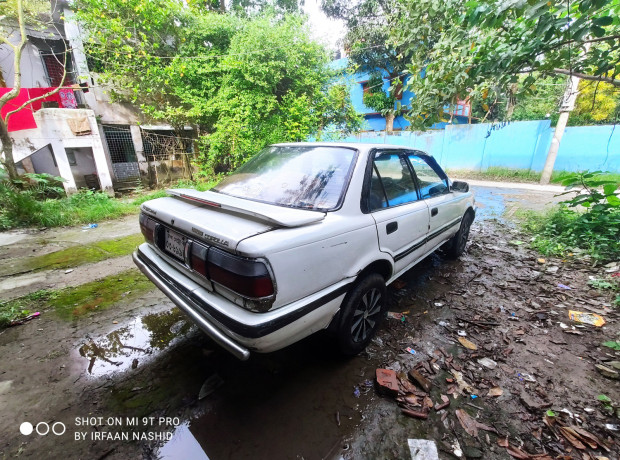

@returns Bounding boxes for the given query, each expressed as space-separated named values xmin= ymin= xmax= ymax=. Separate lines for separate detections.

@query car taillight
xmin=207 ymin=248 xmax=274 ymax=299
xmin=190 ymin=242 xmax=208 ymax=277
xmin=139 ymin=213 xmax=156 ymax=243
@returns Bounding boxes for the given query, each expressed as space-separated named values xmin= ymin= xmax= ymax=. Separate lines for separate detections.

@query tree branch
xmin=553 ymin=68 xmax=620 ymax=87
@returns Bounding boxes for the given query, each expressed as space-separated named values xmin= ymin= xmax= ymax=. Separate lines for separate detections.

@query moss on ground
xmin=0 ymin=234 xmax=144 ymax=276
xmin=0 ymin=269 xmax=155 ymax=326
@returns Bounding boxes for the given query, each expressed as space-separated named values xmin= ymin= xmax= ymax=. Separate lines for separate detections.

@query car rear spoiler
xmin=166 ymin=189 xmax=326 ymax=227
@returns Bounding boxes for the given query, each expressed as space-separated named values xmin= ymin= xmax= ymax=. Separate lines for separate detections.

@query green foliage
xmin=76 ymin=3 xmax=361 ymax=173
xmin=602 ymin=341 xmax=620 ymax=351
xmin=557 ymin=170 xmax=620 ymax=210
xmin=520 ymin=171 xmax=620 ymax=262
xmin=390 ymin=0 xmax=620 ymax=128
xmin=362 ymin=74 xmax=396 ymax=114
xmin=573 ymin=79 xmax=620 ymax=125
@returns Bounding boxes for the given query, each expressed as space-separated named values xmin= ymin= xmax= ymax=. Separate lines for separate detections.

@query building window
xmin=66 ymin=150 xmax=77 ymax=166
xmin=41 ymin=53 xmax=74 ymax=87
xmin=103 ymin=125 xmax=137 ymax=163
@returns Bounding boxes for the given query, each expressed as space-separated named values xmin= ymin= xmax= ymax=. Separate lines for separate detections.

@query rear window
xmin=212 ymin=145 xmax=357 ymax=211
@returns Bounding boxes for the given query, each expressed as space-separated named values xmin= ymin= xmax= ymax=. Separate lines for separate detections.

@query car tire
xmin=445 ymin=211 xmax=474 ymax=259
xmin=337 ymin=273 xmax=387 ymax=356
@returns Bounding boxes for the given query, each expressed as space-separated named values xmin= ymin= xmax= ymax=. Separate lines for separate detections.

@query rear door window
xmin=368 ymin=151 xmax=419 ymax=211
xmin=408 ymin=154 xmax=449 ymax=199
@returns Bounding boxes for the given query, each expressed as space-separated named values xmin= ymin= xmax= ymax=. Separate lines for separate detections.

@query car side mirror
xmin=451 ymin=181 xmax=469 ymax=193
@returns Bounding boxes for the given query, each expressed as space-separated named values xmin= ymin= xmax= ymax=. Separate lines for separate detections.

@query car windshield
xmin=212 ymin=145 xmax=357 ymax=211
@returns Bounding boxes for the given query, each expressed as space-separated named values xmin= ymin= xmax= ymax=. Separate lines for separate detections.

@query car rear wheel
xmin=337 ymin=274 xmax=386 ymax=355
xmin=445 ymin=211 xmax=474 ymax=259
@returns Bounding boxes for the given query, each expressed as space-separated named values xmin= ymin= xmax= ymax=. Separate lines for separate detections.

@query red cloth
xmin=0 ymin=88 xmax=37 ymax=132
xmin=27 ymin=87 xmax=63 ymax=110
xmin=0 ymin=87 xmax=77 ymax=132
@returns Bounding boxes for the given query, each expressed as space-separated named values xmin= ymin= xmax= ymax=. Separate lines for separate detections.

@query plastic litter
xmin=387 ymin=311 xmax=407 ymax=322
xmin=198 ymin=373 xmax=224 ymax=399
xmin=517 ymin=372 xmax=536 ymax=383
xmin=9 ymin=312 xmax=40 ymax=327
xmin=407 ymin=439 xmax=439 ymax=460
xmin=404 ymin=347 xmax=417 ymax=355
xmin=557 ymin=283 xmax=572 ymax=290
xmin=457 ymin=330 xmax=467 ymax=336
xmin=82 ymin=223 xmax=98 ymax=230
xmin=568 ymin=310 xmax=605 ymax=327
xmin=477 ymin=357 xmax=497 ymax=370
xmin=353 ymin=387 xmax=361 ymax=398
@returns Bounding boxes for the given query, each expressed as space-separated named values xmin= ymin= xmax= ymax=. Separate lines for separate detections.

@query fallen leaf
xmin=497 ymin=437 xmax=509 ymax=448
xmin=456 ymin=409 xmax=479 ymax=437
xmin=488 ymin=387 xmax=503 ymax=397
xmin=458 ymin=337 xmax=478 ymax=350
xmin=559 ymin=426 xmax=586 ymax=450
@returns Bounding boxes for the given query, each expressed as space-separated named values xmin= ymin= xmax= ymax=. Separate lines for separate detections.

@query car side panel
xmin=237 ymin=213 xmax=379 ymax=309
xmin=424 ymin=192 xmax=471 ymax=252
xmin=371 ymin=201 xmax=430 ymax=274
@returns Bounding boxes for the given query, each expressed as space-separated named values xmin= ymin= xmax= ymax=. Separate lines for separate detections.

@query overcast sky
xmin=303 ymin=0 xmax=345 ymax=52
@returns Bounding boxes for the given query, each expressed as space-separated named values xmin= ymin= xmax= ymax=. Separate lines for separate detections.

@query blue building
xmin=330 ymin=57 xmax=472 ymax=131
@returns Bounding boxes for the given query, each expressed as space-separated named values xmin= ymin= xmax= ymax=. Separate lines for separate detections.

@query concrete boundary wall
xmin=340 ymin=120 xmax=620 ymax=173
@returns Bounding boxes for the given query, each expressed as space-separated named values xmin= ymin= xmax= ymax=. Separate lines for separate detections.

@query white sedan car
xmin=133 ymin=143 xmax=475 ymax=360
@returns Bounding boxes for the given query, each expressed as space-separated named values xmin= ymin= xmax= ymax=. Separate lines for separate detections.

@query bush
xmin=521 ymin=171 xmax=620 ymax=262
xmin=0 ymin=175 xmax=133 ymax=230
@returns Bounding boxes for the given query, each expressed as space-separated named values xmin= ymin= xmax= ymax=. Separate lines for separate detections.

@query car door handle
xmin=386 ymin=222 xmax=398 ymax=234
xmin=431 ymin=208 xmax=438 ymax=217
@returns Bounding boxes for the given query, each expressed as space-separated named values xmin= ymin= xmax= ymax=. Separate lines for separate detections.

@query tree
xmin=390 ymin=0 xmax=620 ymax=129
xmin=0 ymin=0 xmax=69 ymax=181
xmin=76 ymin=0 xmax=361 ymax=173
xmin=362 ymin=74 xmax=401 ymax=132
xmin=322 ymin=0 xmax=408 ymax=133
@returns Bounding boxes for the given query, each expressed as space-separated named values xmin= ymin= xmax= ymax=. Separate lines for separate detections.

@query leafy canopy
xmin=390 ymin=0 xmax=620 ymax=128
xmin=76 ymin=0 xmax=362 ymax=173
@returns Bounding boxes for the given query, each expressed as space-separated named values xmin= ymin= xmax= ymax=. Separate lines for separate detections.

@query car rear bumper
xmin=133 ymin=243 xmax=350 ymax=360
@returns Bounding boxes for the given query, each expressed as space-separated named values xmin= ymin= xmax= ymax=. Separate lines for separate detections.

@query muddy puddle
xmin=77 ymin=309 xmax=192 ymax=377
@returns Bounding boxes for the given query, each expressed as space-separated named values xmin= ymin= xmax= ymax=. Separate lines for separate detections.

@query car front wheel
xmin=446 ymin=211 xmax=474 ymax=259
xmin=338 ymin=273 xmax=387 ymax=355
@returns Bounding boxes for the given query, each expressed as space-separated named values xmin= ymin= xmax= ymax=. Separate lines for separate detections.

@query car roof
xmin=271 ymin=142 xmax=431 ymax=155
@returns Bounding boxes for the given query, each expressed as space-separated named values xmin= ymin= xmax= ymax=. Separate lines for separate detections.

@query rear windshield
xmin=212 ymin=145 xmax=357 ymax=211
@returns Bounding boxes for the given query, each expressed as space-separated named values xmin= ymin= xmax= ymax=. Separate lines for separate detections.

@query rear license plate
xmin=164 ymin=228 xmax=186 ymax=260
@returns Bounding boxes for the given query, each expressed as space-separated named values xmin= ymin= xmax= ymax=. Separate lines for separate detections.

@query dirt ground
xmin=0 ymin=185 xmax=618 ymax=460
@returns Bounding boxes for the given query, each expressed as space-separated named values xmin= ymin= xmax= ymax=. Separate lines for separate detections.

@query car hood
xmin=141 ymin=189 xmax=326 ymax=252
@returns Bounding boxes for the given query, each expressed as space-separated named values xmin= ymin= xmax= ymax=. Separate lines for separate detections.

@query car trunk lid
xmin=141 ymin=189 xmax=326 ymax=252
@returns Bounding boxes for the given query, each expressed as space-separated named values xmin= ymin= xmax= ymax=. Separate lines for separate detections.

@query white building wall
xmin=8 ymin=108 xmax=114 ymax=195
xmin=0 ymin=33 xmax=49 ymax=87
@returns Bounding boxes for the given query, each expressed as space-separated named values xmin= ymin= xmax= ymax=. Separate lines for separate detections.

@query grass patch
xmin=0 ymin=178 xmax=220 ymax=231
xmin=0 ymin=269 xmax=155 ymax=326
xmin=446 ymin=168 xmax=620 ymax=185
xmin=0 ymin=234 xmax=145 ymax=277
xmin=517 ymin=206 xmax=620 ymax=263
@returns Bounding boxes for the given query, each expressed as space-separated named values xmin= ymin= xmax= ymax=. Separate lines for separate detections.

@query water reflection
xmin=78 ymin=309 xmax=191 ymax=377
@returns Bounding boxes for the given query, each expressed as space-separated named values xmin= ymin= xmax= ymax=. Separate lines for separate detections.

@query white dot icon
xmin=20 ymin=422 xmax=33 ymax=435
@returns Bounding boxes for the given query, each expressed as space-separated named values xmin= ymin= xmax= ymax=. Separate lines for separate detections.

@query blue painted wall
xmin=337 ymin=120 xmax=620 ymax=173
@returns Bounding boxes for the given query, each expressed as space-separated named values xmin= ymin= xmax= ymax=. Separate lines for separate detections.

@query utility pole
xmin=540 ymin=38 xmax=592 ymax=185
xmin=539 ymin=74 xmax=581 ymax=184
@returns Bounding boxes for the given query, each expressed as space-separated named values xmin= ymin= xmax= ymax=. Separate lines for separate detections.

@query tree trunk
xmin=385 ymin=112 xmax=395 ymax=134
xmin=0 ymin=119 xmax=18 ymax=180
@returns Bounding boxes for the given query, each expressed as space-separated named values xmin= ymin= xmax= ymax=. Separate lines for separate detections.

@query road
xmin=1 ymin=183 xmax=617 ymax=460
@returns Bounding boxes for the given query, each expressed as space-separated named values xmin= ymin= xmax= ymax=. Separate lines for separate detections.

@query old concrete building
xmin=0 ymin=0 xmax=193 ymax=194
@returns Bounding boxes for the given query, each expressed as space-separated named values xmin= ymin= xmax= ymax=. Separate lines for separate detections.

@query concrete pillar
xmin=63 ymin=7 xmax=99 ymax=110
xmin=49 ymin=140 xmax=77 ymax=194
xmin=87 ymin=114 xmax=114 ymax=195
xmin=130 ymin=125 xmax=151 ymax=185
